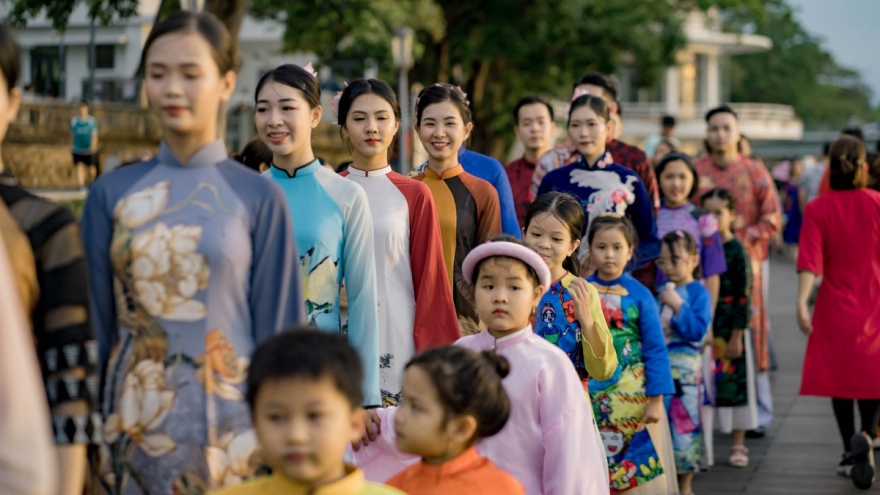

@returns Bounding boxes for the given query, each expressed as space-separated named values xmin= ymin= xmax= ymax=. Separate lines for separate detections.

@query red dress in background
xmin=797 ymin=189 xmax=880 ymax=398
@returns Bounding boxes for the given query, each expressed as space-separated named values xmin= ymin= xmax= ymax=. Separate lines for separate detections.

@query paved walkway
xmin=693 ymin=255 xmax=877 ymax=494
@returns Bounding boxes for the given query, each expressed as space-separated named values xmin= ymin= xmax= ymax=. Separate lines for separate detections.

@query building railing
xmin=618 ymin=102 xmax=797 ymax=121
xmin=10 ymin=100 xmax=162 ymax=143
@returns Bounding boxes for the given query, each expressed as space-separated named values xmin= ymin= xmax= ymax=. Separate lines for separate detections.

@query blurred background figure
xmin=0 ymin=210 xmax=58 ymax=495
xmin=644 ymin=114 xmax=681 ymax=159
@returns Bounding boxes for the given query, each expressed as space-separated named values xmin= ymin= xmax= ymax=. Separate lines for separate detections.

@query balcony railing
xmin=617 ymin=102 xmax=797 ymax=121
xmin=10 ymin=100 xmax=163 ymax=143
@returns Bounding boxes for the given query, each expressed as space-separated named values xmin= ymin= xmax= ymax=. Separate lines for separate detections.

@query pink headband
xmin=462 ymin=241 xmax=551 ymax=288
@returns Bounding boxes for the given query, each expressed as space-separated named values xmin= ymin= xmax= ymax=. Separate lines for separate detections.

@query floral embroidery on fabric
xmin=698 ymin=213 xmax=719 ymax=238
xmin=130 ymin=222 xmax=210 ymax=321
xmin=299 ymin=247 xmax=340 ymax=323
xmin=114 ymin=180 xmax=171 ymax=230
xmin=103 ymin=359 xmax=176 ymax=457
xmin=205 ymin=430 xmax=260 ymax=487
xmin=196 ymin=330 xmax=249 ymax=401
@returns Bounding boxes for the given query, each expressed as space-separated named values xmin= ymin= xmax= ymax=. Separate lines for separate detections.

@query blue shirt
xmin=657 ymin=281 xmax=712 ymax=350
xmin=411 ymin=148 xmax=521 ymax=239
xmin=70 ymin=116 xmax=97 ymax=153
xmin=266 ymin=160 xmax=381 ymax=406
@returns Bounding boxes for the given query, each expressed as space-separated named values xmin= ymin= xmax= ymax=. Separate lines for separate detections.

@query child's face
xmin=656 ymin=241 xmax=697 ymax=285
xmin=524 ymin=212 xmax=579 ymax=274
xmin=416 ymin=100 xmax=472 ymax=164
xmin=702 ymin=198 xmax=732 ymax=236
xmin=658 ymin=159 xmax=693 ymax=207
xmin=474 ymin=257 xmax=544 ymax=333
xmin=252 ymin=375 xmax=364 ymax=486
xmin=145 ymin=32 xmax=236 ymax=137
xmin=394 ymin=365 xmax=454 ymax=459
xmin=589 ymin=228 xmax=634 ymax=280
xmin=0 ymin=74 xmax=22 ymax=144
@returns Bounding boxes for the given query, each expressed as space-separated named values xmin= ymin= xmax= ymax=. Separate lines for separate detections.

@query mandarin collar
xmin=157 ymin=140 xmax=227 ymax=168
xmin=486 ymin=324 xmax=533 ymax=351
xmin=266 ymin=466 xmax=365 ymax=495
xmin=551 ymin=271 xmax=573 ymax=286
xmin=424 ymin=164 xmax=464 ymax=180
xmin=269 ymin=159 xmax=321 ymax=179
xmin=346 ymin=165 xmax=392 ymax=178
xmin=589 ymin=273 xmax=626 ymax=287
xmin=573 ymin=150 xmax=614 ymax=169
xmin=413 ymin=446 xmax=485 ymax=479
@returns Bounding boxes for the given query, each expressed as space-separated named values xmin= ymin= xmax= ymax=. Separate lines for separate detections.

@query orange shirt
xmin=386 ymin=446 xmax=525 ymax=495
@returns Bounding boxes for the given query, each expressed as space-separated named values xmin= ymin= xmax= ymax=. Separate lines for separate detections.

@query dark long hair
xmin=524 ymin=192 xmax=585 ymax=275
xmin=0 ymin=24 xmax=20 ymax=91
xmin=406 ymin=346 xmax=511 ymax=444
xmin=828 ymin=135 xmax=867 ymax=191
xmin=700 ymin=187 xmax=736 ymax=212
xmin=587 ymin=215 xmax=639 ymax=248
xmin=139 ymin=11 xmax=241 ymax=76
xmin=415 ymin=83 xmax=471 ymax=126
xmin=568 ymin=94 xmax=610 ymax=127
xmin=254 ymin=64 xmax=321 ymax=109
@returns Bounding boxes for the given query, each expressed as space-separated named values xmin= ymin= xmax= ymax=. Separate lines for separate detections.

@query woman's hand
xmin=352 ymin=408 xmax=381 ymax=450
xmin=797 ymin=302 xmax=813 ymax=336
xmin=726 ymin=329 xmax=744 ymax=359
xmin=569 ymin=278 xmax=594 ymax=327
xmin=637 ymin=396 xmax=664 ymax=432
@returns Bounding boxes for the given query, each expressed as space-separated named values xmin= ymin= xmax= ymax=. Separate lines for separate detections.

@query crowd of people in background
xmin=2 ymin=10 xmax=880 ymax=495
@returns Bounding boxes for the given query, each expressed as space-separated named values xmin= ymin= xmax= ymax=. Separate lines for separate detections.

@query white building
xmin=615 ymin=10 xmax=803 ymax=149
xmin=4 ymin=1 xmax=308 ymax=107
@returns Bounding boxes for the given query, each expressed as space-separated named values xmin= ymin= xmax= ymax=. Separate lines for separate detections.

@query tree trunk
xmin=205 ymin=0 xmax=247 ymax=41
xmin=468 ymin=60 xmax=507 ymax=159
xmin=204 ymin=0 xmax=247 ymax=145
xmin=437 ymin=38 xmax=450 ymax=83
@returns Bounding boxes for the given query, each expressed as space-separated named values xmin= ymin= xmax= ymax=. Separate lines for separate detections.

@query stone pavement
xmin=692 ymin=255 xmax=877 ymax=494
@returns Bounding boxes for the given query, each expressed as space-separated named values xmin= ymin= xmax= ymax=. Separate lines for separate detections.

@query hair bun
xmin=481 ymin=352 xmax=511 ymax=379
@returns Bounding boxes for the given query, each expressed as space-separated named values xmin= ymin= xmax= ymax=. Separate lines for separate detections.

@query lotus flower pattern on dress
xmin=196 ymin=329 xmax=249 ymax=401
xmin=114 ymin=180 xmax=171 ymax=230
xmin=104 ymin=359 xmax=176 ymax=457
xmin=205 ymin=430 xmax=259 ymax=487
xmin=129 ymin=222 xmax=210 ymax=321
xmin=299 ymin=247 xmax=339 ymax=322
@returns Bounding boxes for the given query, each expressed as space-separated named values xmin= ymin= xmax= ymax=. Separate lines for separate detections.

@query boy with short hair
xmin=211 ymin=328 xmax=404 ymax=495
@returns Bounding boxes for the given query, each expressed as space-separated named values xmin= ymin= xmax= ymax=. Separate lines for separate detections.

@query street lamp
xmin=391 ymin=27 xmax=414 ymax=173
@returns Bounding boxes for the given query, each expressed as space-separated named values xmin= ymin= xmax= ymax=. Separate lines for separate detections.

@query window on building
xmin=91 ymin=44 xmax=115 ymax=69
xmin=30 ymin=46 xmax=61 ymax=97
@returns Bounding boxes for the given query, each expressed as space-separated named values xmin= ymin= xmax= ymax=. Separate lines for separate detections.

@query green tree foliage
xmin=6 ymin=0 xmax=139 ymax=31
xmin=251 ymin=0 xmax=698 ymax=155
xmin=724 ymin=0 xmax=879 ymax=129
xmin=5 ymin=0 xmax=244 ymax=42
